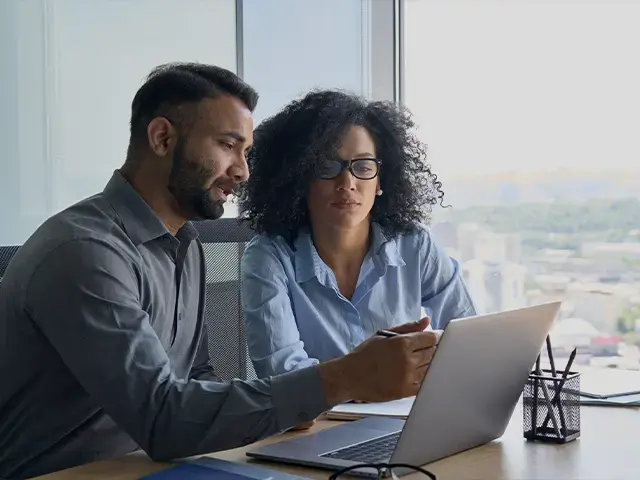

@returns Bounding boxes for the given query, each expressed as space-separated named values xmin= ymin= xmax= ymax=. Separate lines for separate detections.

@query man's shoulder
xmin=36 ymin=193 xmax=131 ymax=249
xmin=4 ymin=194 xmax=136 ymax=284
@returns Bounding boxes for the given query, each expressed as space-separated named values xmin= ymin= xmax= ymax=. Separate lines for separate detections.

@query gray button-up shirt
xmin=0 ymin=171 xmax=327 ymax=479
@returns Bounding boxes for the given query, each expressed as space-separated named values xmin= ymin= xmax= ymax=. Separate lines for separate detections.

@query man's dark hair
xmin=125 ymin=62 xmax=258 ymax=164
xmin=237 ymin=89 xmax=445 ymax=244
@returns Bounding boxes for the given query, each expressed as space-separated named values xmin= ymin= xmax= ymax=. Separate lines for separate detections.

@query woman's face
xmin=307 ymin=125 xmax=380 ymax=232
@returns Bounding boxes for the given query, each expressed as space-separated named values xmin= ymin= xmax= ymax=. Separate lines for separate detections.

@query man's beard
xmin=167 ymin=138 xmax=225 ymax=221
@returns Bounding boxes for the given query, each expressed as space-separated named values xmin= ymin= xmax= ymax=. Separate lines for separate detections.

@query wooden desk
xmin=36 ymin=403 xmax=639 ymax=480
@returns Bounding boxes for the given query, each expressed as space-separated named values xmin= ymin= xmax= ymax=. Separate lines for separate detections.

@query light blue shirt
xmin=241 ymin=223 xmax=476 ymax=378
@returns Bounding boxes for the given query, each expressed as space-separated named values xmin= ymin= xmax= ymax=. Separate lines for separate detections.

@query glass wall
xmin=243 ymin=0 xmax=372 ymax=123
xmin=404 ymin=0 xmax=640 ymax=371
xmin=0 ymin=0 xmax=237 ymax=244
xmin=220 ymin=0 xmax=394 ymax=217
xmin=0 ymin=0 xmax=395 ymax=237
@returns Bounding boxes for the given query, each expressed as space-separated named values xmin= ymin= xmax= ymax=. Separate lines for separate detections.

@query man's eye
xmin=221 ymin=141 xmax=234 ymax=150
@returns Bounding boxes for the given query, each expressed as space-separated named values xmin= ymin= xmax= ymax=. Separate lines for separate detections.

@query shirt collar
xmin=370 ymin=223 xmax=405 ymax=269
xmin=294 ymin=230 xmax=322 ymax=284
xmin=293 ymin=222 xmax=405 ymax=284
xmin=102 ymin=170 xmax=177 ymax=246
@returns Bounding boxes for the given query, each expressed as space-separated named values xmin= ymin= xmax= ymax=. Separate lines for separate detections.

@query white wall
xmin=0 ymin=0 xmax=237 ymax=244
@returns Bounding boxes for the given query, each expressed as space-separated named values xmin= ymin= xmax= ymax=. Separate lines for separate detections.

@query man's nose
xmin=231 ymin=153 xmax=250 ymax=183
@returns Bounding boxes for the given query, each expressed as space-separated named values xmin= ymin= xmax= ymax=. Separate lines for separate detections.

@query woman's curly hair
xmin=237 ymin=90 xmax=444 ymax=244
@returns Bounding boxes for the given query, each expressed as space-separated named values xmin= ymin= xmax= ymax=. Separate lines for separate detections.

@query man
xmin=0 ymin=63 xmax=439 ymax=479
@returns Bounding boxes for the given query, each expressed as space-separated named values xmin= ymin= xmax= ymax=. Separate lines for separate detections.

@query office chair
xmin=194 ymin=218 xmax=258 ymax=381
xmin=0 ymin=245 xmax=20 ymax=280
xmin=0 ymin=220 xmax=257 ymax=381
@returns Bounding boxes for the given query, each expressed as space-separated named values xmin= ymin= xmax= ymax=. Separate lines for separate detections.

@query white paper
xmin=579 ymin=367 xmax=640 ymax=397
xmin=327 ymin=397 xmax=415 ymax=419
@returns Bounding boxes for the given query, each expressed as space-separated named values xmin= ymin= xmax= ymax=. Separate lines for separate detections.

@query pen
xmin=542 ymin=347 xmax=577 ymax=434
xmin=534 ymin=345 xmax=560 ymax=438
xmin=540 ymin=379 xmax=562 ymax=437
xmin=376 ymin=329 xmax=399 ymax=338
xmin=546 ymin=335 xmax=557 ymax=378
xmin=564 ymin=348 xmax=578 ymax=379
xmin=532 ymin=353 xmax=541 ymax=436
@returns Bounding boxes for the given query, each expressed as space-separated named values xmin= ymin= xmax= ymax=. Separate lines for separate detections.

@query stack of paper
xmin=575 ymin=367 xmax=640 ymax=407
xmin=579 ymin=367 xmax=640 ymax=397
xmin=326 ymin=397 xmax=415 ymax=420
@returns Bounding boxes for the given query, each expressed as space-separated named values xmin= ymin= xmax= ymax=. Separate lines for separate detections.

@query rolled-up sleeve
xmin=25 ymin=239 xmax=327 ymax=461
xmin=419 ymin=230 xmax=477 ymax=329
xmin=241 ymin=238 xmax=319 ymax=378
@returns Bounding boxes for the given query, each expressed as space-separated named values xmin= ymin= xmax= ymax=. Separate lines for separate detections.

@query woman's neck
xmin=311 ymin=221 xmax=371 ymax=298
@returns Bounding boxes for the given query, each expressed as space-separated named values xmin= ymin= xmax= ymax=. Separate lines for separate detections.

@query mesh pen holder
xmin=523 ymin=369 xmax=581 ymax=443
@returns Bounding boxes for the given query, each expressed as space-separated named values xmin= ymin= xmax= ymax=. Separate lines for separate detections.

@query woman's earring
xmin=376 ymin=189 xmax=383 ymax=196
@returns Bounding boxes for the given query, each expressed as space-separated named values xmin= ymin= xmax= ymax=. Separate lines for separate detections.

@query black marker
xmin=376 ymin=329 xmax=399 ymax=338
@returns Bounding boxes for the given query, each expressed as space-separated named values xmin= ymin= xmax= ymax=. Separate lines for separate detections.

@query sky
xmin=404 ymin=0 xmax=640 ymax=178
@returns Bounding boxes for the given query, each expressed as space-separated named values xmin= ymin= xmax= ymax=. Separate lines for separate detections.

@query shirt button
xmin=298 ymin=412 xmax=309 ymax=422
xmin=178 ymin=312 xmax=183 ymax=321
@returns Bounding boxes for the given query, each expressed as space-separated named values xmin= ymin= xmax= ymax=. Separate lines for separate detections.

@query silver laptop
xmin=247 ymin=302 xmax=561 ymax=477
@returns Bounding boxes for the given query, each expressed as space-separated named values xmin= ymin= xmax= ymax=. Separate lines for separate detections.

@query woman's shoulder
xmin=391 ymin=222 xmax=432 ymax=248
xmin=245 ymin=233 xmax=292 ymax=255
xmin=388 ymin=223 xmax=452 ymax=265
xmin=243 ymin=232 xmax=296 ymax=266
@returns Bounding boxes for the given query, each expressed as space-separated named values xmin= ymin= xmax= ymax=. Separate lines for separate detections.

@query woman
xmin=238 ymin=90 xmax=476 ymax=381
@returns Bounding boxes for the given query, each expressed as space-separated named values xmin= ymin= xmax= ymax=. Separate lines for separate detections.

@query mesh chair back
xmin=0 ymin=246 xmax=20 ymax=281
xmin=194 ymin=218 xmax=257 ymax=381
xmin=0 ymin=221 xmax=257 ymax=382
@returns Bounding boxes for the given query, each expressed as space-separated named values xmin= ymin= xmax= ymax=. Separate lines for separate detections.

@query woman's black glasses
xmin=329 ymin=463 xmax=437 ymax=479
xmin=317 ymin=158 xmax=381 ymax=180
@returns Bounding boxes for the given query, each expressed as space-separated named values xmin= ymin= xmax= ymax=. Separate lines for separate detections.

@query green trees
xmin=444 ymin=198 xmax=640 ymax=235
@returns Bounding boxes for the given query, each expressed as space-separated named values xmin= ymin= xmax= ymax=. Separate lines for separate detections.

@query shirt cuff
xmin=271 ymin=365 xmax=328 ymax=430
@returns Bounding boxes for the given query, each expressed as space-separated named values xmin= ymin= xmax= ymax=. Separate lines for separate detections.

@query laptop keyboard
xmin=321 ymin=431 xmax=401 ymax=463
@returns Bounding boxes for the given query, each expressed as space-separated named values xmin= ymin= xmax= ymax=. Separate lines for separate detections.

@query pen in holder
xmin=523 ymin=368 xmax=581 ymax=443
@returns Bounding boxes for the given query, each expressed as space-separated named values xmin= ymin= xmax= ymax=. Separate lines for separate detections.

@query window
xmin=1 ymin=1 xmax=395 ymax=233
xmin=404 ymin=0 xmax=640 ymax=371
xmin=1 ymin=0 xmax=397 ymax=287
xmin=0 ymin=0 xmax=237 ymax=245
xmin=242 ymin=0 xmax=375 ymax=122
xmin=223 ymin=0 xmax=395 ymax=217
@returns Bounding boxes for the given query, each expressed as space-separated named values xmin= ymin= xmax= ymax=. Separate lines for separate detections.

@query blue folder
xmin=139 ymin=456 xmax=310 ymax=479
xmin=140 ymin=464 xmax=253 ymax=479
xmin=579 ymin=392 xmax=640 ymax=407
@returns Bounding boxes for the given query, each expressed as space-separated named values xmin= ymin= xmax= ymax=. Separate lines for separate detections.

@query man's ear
xmin=146 ymin=117 xmax=176 ymax=157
